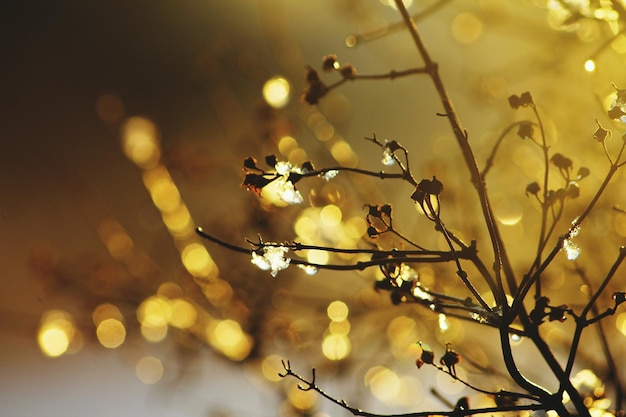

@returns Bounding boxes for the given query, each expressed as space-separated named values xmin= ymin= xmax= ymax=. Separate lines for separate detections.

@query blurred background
xmin=1 ymin=1 xmax=626 ymax=416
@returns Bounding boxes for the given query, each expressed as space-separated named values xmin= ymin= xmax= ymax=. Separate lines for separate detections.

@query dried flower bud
xmin=525 ymin=181 xmax=541 ymax=197
xmin=322 ymin=54 xmax=339 ymax=72
xmin=550 ymin=153 xmax=573 ymax=170
xmin=517 ymin=121 xmax=534 ymax=139
xmin=243 ymin=156 xmax=258 ymax=170
xmin=593 ymin=120 xmax=611 ymax=142
xmin=508 ymin=91 xmax=534 ymax=109
xmin=339 ymin=64 xmax=356 ymax=79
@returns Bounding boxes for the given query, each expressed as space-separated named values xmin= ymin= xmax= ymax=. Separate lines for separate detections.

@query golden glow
xmin=288 ymin=382 xmax=317 ymax=410
xmin=330 ymin=141 xmax=358 ymax=167
xmin=141 ymin=321 xmax=168 ymax=343
xmin=168 ymin=298 xmax=197 ymax=329
xmin=96 ymin=318 xmax=126 ymax=348
xmin=39 ymin=327 xmax=70 ymax=357
xmin=208 ymin=319 xmax=253 ymax=361
xmin=261 ymin=354 xmax=285 ymax=382
xmin=263 ymin=76 xmax=291 ymax=108
xmin=616 ymin=312 xmax=626 ymax=336
xmin=157 ymin=281 xmax=183 ymax=299
xmin=92 ymin=303 xmax=123 ymax=326
xmin=321 ymin=334 xmax=350 ymax=360
xmin=181 ymin=242 xmax=217 ymax=278
xmin=97 ymin=220 xmax=134 ymax=260
xmin=366 ymin=366 xmax=401 ymax=403
xmin=345 ymin=216 xmax=367 ymax=239
xmin=307 ymin=249 xmax=329 ymax=265
xmin=584 ymin=59 xmax=596 ymax=72
xmin=278 ymin=135 xmax=298 ymax=156
xmin=320 ymin=204 xmax=342 ymax=227
xmin=138 ymin=296 xmax=171 ymax=327
xmin=451 ymin=12 xmax=483 ymax=44
xmin=37 ymin=309 xmax=77 ymax=357
xmin=327 ymin=300 xmax=349 ymax=322
xmin=492 ymin=195 xmax=524 ymax=225
xmin=149 ymin=177 xmax=181 ymax=213
xmin=162 ymin=203 xmax=193 ymax=236
xmin=202 ymin=280 xmax=234 ymax=306
xmin=121 ymin=117 xmax=160 ymax=169
xmin=136 ymin=356 xmax=164 ymax=385
xmin=295 ymin=215 xmax=320 ymax=242
xmin=328 ymin=319 xmax=351 ymax=336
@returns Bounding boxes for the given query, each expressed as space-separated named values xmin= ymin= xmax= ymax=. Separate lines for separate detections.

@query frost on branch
xmin=251 ymin=244 xmax=291 ymax=277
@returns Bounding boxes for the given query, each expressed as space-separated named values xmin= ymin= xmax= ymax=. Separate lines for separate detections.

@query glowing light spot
xmin=162 ymin=203 xmax=193 ymax=237
xmin=158 ymin=281 xmax=183 ymax=299
xmin=307 ymin=249 xmax=329 ymax=265
xmin=121 ymin=117 xmax=161 ymax=169
xmin=92 ymin=303 xmax=123 ymax=326
xmin=278 ymin=135 xmax=298 ymax=156
xmin=322 ymin=334 xmax=350 ymax=360
xmin=141 ymin=321 xmax=168 ymax=343
xmin=136 ymin=356 xmax=164 ymax=385
xmin=492 ymin=196 xmax=524 ymax=225
xmin=263 ymin=76 xmax=290 ymax=108
xmin=327 ymin=300 xmax=349 ymax=322
xmin=138 ymin=296 xmax=171 ymax=327
xmin=328 ymin=319 xmax=350 ymax=336
xmin=320 ymin=204 xmax=342 ymax=227
xmin=439 ymin=313 xmax=450 ymax=332
xmin=451 ymin=12 xmax=483 ymax=44
xmin=168 ymin=299 xmax=197 ymax=329
xmin=39 ymin=327 xmax=70 ymax=357
xmin=330 ymin=141 xmax=358 ymax=167
xmin=148 ymin=178 xmax=181 ymax=213
xmin=209 ymin=319 xmax=253 ymax=361
xmin=37 ymin=310 xmax=77 ymax=357
xmin=288 ymin=382 xmax=318 ymax=410
xmin=345 ymin=34 xmax=357 ymax=48
xmin=367 ymin=366 xmax=401 ymax=404
xmin=295 ymin=215 xmax=320 ymax=241
xmin=261 ymin=354 xmax=285 ymax=382
xmin=584 ymin=59 xmax=596 ymax=72
xmin=96 ymin=318 xmax=126 ymax=349
xmin=181 ymin=243 xmax=217 ymax=278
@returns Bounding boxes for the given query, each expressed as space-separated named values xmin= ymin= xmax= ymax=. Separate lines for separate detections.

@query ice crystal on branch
xmin=251 ymin=245 xmax=291 ymax=277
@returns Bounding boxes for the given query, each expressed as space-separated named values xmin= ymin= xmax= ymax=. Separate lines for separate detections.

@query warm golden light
xmin=320 ymin=204 xmax=342 ymax=227
xmin=181 ymin=242 xmax=217 ymax=278
xmin=616 ymin=312 xmax=626 ymax=336
xmin=263 ymin=76 xmax=291 ymax=108
xmin=121 ymin=117 xmax=161 ymax=169
xmin=168 ymin=298 xmax=197 ymax=329
xmin=321 ymin=334 xmax=350 ymax=360
xmin=287 ymin=381 xmax=317 ymax=410
xmin=148 ymin=177 xmax=181 ymax=213
xmin=138 ymin=296 xmax=171 ymax=327
xmin=327 ymin=300 xmax=349 ymax=322
xmin=451 ymin=12 xmax=483 ymax=44
xmin=261 ymin=354 xmax=284 ymax=382
xmin=38 ymin=327 xmax=70 ymax=357
xmin=162 ymin=203 xmax=193 ymax=237
xmin=584 ymin=59 xmax=596 ymax=72
xmin=208 ymin=319 xmax=253 ymax=361
xmin=136 ymin=356 xmax=164 ymax=385
xmin=96 ymin=318 xmax=126 ymax=349
xmin=37 ymin=309 xmax=77 ymax=357
xmin=92 ymin=303 xmax=123 ymax=326
xmin=141 ymin=321 xmax=168 ymax=343
xmin=367 ymin=366 xmax=401 ymax=403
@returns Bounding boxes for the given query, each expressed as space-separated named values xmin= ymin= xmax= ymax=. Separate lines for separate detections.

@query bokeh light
xmin=135 ymin=356 xmax=164 ymax=385
xmin=263 ymin=76 xmax=291 ymax=108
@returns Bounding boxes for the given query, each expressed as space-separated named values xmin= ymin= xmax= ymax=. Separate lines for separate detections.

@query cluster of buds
xmin=302 ymin=55 xmax=357 ymax=105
